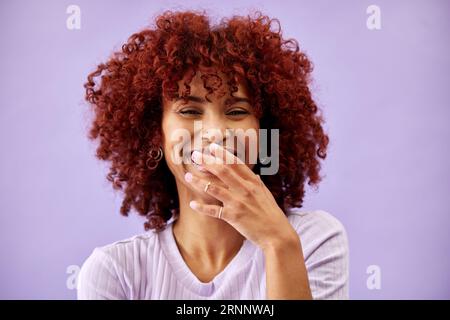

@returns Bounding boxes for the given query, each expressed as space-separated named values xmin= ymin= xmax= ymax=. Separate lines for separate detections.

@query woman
xmin=77 ymin=10 xmax=349 ymax=300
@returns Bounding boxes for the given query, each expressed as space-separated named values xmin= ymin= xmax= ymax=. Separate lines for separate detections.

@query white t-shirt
xmin=77 ymin=208 xmax=349 ymax=299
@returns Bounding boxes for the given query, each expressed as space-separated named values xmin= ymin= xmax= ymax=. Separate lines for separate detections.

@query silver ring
xmin=218 ymin=206 xmax=224 ymax=219
xmin=204 ymin=181 xmax=211 ymax=193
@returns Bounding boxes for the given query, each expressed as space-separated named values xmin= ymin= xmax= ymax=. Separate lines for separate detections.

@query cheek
xmin=161 ymin=116 xmax=193 ymax=167
xmin=161 ymin=117 xmax=172 ymax=158
xmin=161 ymin=114 xmax=179 ymax=164
xmin=247 ymin=119 xmax=260 ymax=167
xmin=242 ymin=118 xmax=260 ymax=143
xmin=231 ymin=119 xmax=259 ymax=167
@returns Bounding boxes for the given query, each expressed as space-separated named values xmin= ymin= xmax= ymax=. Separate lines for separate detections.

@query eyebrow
xmin=175 ymin=95 xmax=251 ymax=105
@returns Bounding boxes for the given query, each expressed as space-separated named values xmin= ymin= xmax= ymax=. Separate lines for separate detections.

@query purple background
xmin=1 ymin=0 xmax=449 ymax=299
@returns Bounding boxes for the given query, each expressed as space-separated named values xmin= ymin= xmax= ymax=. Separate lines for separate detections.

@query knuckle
xmin=216 ymin=165 xmax=227 ymax=175
xmin=244 ymin=183 xmax=258 ymax=196
xmin=234 ymin=201 xmax=246 ymax=211
xmin=226 ymin=202 xmax=245 ymax=222
xmin=209 ymin=184 xmax=220 ymax=194
xmin=253 ymin=175 xmax=263 ymax=185
xmin=243 ymin=189 xmax=251 ymax=197
xmin=233 ymin=210 xmax=244 ymax=221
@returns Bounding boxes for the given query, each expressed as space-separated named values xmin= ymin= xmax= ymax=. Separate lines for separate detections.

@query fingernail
xmin=189 ymin=200 xmax=198 ymax=209
xmin=184 ymin=172 xmax=193 ymax=182
xmin=192 ymin=150 xmax=202 ymax=163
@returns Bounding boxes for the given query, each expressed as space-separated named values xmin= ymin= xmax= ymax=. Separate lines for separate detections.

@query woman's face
xmin=161 ymin=69 xmax=260 ymax=199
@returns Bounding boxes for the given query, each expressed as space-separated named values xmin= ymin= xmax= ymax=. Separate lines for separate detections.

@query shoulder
xmin=81 ymin=230 xmax=160 ymax=275
xmin=77 ymin=231 xmax=160 ymax=299
xmin=94 ymin=231 xmax=159 ymax=261
xmin=285 ymin=207 xmax=349 ymax=261
xmin=286 ymin=208 xmax=347 ymax=236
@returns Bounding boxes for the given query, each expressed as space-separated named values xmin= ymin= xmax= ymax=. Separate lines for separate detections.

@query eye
xmin=227 ymin=109 xmax=249 ymax=116
xmin=178 ymin=109 xmax=202 ymax=116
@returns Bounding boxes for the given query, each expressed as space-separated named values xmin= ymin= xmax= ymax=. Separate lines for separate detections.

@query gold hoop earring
xmin=146 ymin=146 xmax=163 ymax=170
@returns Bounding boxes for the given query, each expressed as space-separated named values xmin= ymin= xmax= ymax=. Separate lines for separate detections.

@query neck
xmin=172 ymin=178 xmax=245 ymax=268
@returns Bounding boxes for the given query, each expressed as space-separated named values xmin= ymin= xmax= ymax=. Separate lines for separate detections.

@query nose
xmin=198 ymin=115 xmax=230 ymax=146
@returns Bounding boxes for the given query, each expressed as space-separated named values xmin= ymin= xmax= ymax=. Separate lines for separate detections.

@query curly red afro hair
xmin=84 ymin=10 xmax=329 ymax=231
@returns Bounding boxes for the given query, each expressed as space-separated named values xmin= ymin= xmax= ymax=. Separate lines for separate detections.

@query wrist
xmin=261 ymin=228 xmax=301 ymax=254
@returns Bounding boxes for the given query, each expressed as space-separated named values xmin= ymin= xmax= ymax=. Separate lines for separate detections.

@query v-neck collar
xmin=157 ymin=216 xmax=257 ymax=296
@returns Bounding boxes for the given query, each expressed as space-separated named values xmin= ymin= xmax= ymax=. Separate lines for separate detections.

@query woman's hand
xmin=184 ymin=142 xmax=298 ymax=251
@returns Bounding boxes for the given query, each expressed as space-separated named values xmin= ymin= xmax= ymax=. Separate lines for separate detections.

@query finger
xmin=209 ymin=143 xmax=261 ymax=184
xmin=210 ymin=142 xmax=246 ymax=165
xmin=189 ymin=201 xmax=224 ymax=220
xmin=184 ymin=172 xmax=233 ymax=203
xmin=191 ymin=150 xmax=245 ymax=191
